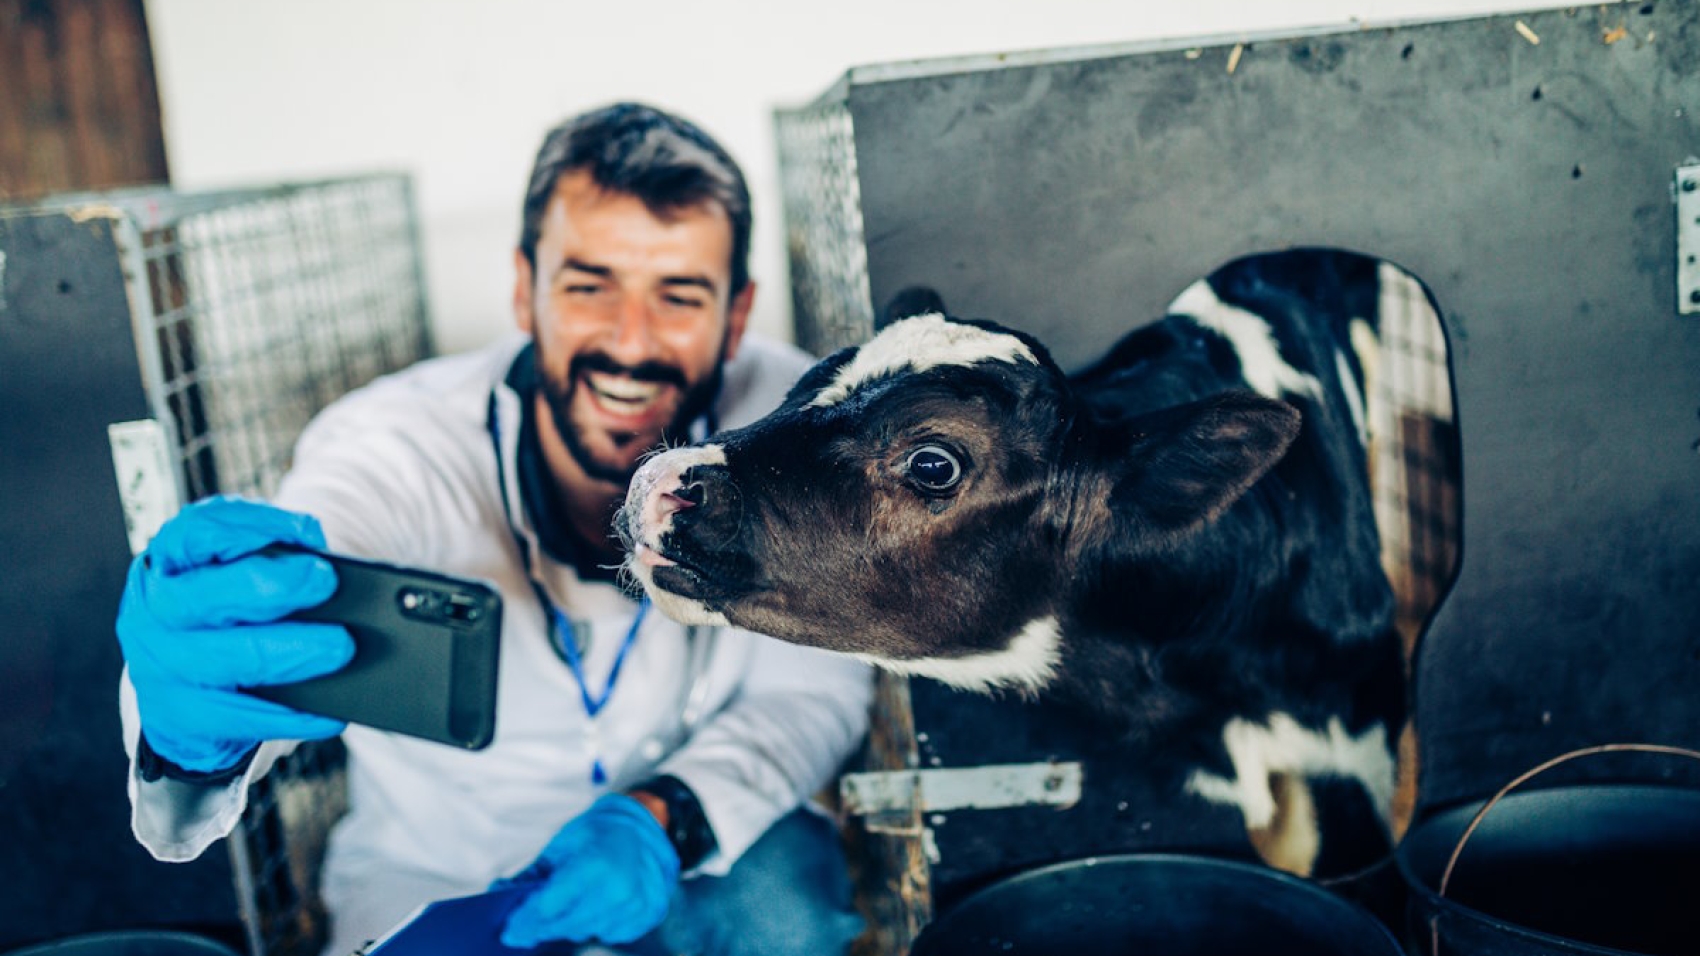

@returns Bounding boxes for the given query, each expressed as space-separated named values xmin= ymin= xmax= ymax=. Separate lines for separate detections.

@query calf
xmin=621 ymin=253 xmax=1406 ymax=877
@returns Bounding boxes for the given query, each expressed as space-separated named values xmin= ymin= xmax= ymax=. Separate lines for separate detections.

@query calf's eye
xmin=905 ymin=445 xmax=963 ymax=491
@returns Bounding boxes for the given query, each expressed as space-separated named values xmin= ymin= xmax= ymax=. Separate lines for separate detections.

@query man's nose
xmin=604 ymin=294 xmax=662 ymax=365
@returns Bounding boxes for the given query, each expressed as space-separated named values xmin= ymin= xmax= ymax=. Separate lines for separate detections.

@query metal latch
xmin=1679 ymin=163 xmax=1700 ymax=316
xmin=108 ymin=419 xmax=182 ymax=555
xmin=840 ymin=761 xmax=1083 ymax=837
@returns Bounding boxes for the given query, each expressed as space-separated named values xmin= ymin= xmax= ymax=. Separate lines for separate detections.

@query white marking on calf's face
xmin=1184 ymin=713 xmax=1394 ymax=830
xmin=808 ymin=313 xmax=1039 ymax=408
xmin=1167 ymin=281 xmax=1325 ymax=403
xmin=621 ymin=444 xmax=732 ymax=628
xmin=626 ymin=443 xmax=727 ymax=544
xmin=847 ymin=615 xmax=1061 ymax=695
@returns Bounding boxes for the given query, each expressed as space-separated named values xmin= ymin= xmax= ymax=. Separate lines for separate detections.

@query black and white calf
xmin=621 ymin=253 xmax=1407 ymax=876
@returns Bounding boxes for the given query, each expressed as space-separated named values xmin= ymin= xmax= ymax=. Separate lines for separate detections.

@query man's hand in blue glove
xmin=117 ymin=495 xmax=354 ymax=776
xmin=499 ymin=793 xmax=682 ymax=948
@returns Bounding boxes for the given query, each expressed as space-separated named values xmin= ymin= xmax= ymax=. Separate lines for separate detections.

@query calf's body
xmin=622 ymin=254 xmax=1406 ymax=876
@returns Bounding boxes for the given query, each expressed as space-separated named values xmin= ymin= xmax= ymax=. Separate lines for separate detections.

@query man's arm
xmin=646 ymin=634 xmax=873 ymax=875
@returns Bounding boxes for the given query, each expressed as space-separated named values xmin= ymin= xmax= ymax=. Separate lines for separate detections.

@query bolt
xmin=1044 ymin=774 xmax=1063 ymax=792
xmin=1685 ymin=179 xmax=1699 ymax=193
xmin=1691 ymin=289 xmax=1700 ymax=305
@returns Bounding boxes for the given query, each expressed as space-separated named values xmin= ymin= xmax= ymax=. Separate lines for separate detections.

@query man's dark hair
xmin=518 ymin=102 xmax=753 ymax=296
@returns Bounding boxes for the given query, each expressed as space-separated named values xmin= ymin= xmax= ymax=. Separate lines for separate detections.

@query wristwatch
xmin=633 ymin=774 xmax=718 ymax=870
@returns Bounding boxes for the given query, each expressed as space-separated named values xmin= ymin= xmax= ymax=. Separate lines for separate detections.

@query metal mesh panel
xmin=1368 ymin=261 xmax=1460 ymax=652
xmin=95 ymin=174 xmax=433 ymax=956
xmin=228 ymin=741 xmax=350 ymax=956
xmin=124 ymin=176 xmax=433 ymax=501
xmin=774 ymin=94 xmax=874 ymax=356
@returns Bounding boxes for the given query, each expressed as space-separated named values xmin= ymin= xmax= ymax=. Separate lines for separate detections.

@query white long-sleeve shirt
xmin=119 ymin=332 xmax=873 ymax=955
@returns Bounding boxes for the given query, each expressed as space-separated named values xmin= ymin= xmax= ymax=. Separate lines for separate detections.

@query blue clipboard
xmin=362 ymin=884 xmax=538 ymax=955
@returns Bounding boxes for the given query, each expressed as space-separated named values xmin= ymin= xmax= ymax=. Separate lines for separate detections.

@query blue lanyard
xmin=486 ymin=387 xmax=654 ymax=785
xmin=543 ymin=592 xmax=648 ymax=785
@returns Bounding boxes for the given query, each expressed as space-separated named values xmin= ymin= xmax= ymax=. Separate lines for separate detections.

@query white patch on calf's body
xmin=1168 ymin=281 xmax=1324 ymax=403
xmin=1335 ymin=347 xmax=1369 ymax=447
xmin=1184 ymin=713 xmax=1394 ymax=830
xmin=848 ymin=615 xmax=1062 ymax=695
xmin=808 ymin=313 xmax=1039 ymax=408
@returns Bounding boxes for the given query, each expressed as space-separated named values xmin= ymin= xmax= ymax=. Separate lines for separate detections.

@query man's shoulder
xmin=326 ymin=335 xmax=521 ymax=418
xmin=716 ymin=334 xmax=817 ymax=430
xmin=299 ymin=334 xmax=523 ymax=447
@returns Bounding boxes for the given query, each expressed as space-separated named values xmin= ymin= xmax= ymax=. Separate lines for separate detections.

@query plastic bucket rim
xmin=2 ymin=929 xmax=242 ymax=956
xmin=917 ymin=850 xmax=1403 ymax=954
xmin=1395 ymin=781 xmax=1700 ymax=956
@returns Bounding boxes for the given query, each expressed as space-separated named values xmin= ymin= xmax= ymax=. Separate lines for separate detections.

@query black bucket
xmin=909 ymin=853 xmax=1403 ymax=956
xmin=1 ymin=932 xmax=240 ymax=956
xmin=1397 ymin=745 xmax=1700 ymax=955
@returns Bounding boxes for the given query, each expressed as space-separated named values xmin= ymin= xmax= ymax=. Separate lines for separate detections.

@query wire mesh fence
xmin=124 ymin=176 xmax=433 ymax=503
xmin=47 ymin=173 xmax=435 ymax=956
xmin=774 ymin=93 xmax=875 ymax=358
xmin=1369 ymin=261 xmax=1460 ymax=652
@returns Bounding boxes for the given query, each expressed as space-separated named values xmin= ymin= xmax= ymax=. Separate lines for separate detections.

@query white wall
xmin=144 ymin=0 xmax=1571 ymax=354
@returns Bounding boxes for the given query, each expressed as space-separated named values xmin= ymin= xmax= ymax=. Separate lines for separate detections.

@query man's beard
xmin=535 ymin=340 xmax=726 ymax=487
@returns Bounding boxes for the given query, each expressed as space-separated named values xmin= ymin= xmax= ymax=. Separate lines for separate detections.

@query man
xmin=116 ymin=103 xmax=873 ymax=956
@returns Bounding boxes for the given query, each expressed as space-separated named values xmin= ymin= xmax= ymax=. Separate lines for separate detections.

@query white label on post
xmin=108 ymin=419 xmax=182 ymax=556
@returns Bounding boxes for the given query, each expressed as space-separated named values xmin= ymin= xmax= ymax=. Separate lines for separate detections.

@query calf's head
xmin=619 ymin=313 xmax=1300 ymax=694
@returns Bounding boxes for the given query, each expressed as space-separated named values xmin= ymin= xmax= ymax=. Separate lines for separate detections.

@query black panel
xmin=842 ymin=2 xmax=1700 ymax=817
xmin=908 ymin=681 xmax=1254 ymax=911
xmin=0 ymin=212 xmax=241 ymax=948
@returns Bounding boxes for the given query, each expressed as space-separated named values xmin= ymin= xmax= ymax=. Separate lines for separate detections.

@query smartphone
xmin=246 ymin=547 xmax=502 ymax=750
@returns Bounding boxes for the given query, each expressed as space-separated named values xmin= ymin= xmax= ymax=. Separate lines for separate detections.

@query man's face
xmin=514 ymin=169 xmax=753 ymax=486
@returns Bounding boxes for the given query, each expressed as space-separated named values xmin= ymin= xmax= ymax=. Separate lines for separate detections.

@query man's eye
xmin=662 ymin=294 xmax=707 ymax=309
xmin=904 ymin=445 xmax=963 ymax=492
xmin=564 ymin=284 xmax=604 ymax=295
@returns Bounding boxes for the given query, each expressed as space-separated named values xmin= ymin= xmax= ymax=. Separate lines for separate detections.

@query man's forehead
xmin=540 ymin=172 xmax=734 ymax=286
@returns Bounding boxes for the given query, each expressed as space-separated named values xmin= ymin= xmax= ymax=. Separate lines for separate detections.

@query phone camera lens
xmin=446 ymin=595 xmax=482 ymax=623
xmin=398 ymin=588 xmax=440 ymax=614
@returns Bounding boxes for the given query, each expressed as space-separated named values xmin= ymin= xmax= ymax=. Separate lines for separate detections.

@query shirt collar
xmin=502 ymin=344 xmax=622 ymax=584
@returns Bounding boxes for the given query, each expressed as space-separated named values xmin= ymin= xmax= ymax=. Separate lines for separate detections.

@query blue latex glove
xmin=498 ymin=793 xmax=682 ymax=948
xmin=117 ymin=495 xmax=354 ymax=774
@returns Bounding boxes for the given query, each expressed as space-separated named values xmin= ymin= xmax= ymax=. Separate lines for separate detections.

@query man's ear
xmin=1104 ymin=391 xmax=1302 ymax=541
xmin=722 ymin=280 xmax=755 ymax=364
xmin=513 ymin=249 xmax=536 ymax=335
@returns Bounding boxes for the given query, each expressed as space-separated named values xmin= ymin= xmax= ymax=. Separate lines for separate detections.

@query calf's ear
xmin=1105 ymin=391 xmax=1302 ymax=540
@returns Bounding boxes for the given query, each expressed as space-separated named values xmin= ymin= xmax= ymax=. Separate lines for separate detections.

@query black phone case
xmin=247 ymin=548 xmax=502 ymax=750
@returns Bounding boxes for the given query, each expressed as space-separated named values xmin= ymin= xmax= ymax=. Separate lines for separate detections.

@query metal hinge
xmin=1679 ymin=163 xmax=1700 ymax=315
xmin=840 ymin=761 xmax=1083 ymax=838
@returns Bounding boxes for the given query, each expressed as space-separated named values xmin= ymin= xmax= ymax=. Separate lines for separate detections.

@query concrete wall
xmin=144 ymin=0 xmax=1573 ymax=353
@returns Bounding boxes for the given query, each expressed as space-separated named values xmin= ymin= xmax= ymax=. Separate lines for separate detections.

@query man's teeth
xmin=587 ymin=372 xmax=663 ymax=411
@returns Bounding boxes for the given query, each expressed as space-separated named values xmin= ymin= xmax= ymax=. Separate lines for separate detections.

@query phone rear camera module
xmin=446 ymin=594 xmax=483 ymax=623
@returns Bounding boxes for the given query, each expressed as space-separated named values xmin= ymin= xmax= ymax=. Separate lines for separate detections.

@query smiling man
xmin=115 ymin=103 xmax=872 ymax=956
xmin=518 ymin=162 xmax=751 ymax=560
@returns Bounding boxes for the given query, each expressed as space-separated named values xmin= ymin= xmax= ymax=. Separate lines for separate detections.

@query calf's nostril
xmin=674 ymin=479 xmax=706 ymax=507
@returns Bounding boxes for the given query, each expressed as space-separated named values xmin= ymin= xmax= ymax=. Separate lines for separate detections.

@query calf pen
xmin=0 ymin=174 xmax=431 ymax=954
xmin=776 ymin=1 xmax=1698 ymax=951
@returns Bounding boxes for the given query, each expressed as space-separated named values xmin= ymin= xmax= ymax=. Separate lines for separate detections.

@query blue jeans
xmin=626 ymin=808 xmax=863 ymax=956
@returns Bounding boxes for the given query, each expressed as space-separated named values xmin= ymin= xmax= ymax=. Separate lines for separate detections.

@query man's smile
xmin=577 ymin=371 xmax=679 ymax=434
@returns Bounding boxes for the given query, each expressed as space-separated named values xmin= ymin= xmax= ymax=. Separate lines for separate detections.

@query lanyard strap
xmin=486 ymin=388 xmax=651 ymax=783
xmin=546 ymin=592 xmax=649 ymax=719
